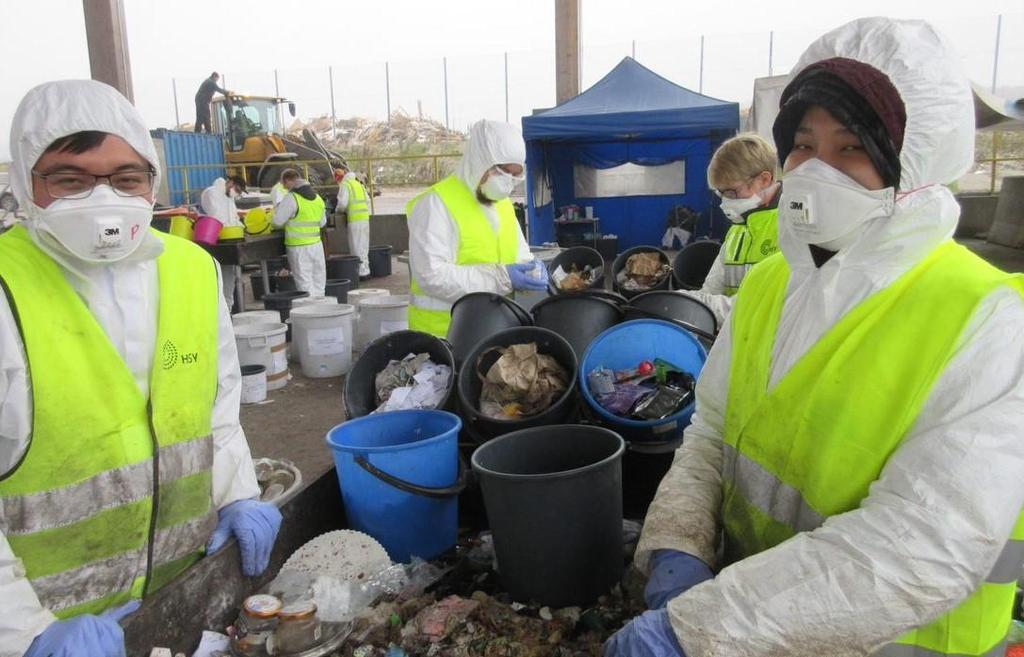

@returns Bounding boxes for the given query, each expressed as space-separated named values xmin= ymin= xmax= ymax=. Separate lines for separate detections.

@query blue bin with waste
xmin=326 ymin=410 xmax=464 ymax=562
xmin=580 ymin=319 xmax=707 ymax=443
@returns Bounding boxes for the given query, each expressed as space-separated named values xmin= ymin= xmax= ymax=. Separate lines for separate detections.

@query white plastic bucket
xmin=288 ymin=297 xmax=339 ymax=362
xmin=234 ymin=322 xmax=289 ymax=390
xmin=240 ymin=364 xmax=267 ymax=404
xmin=290 ymin=303 xmax=356 ymax=378
xmin=357 ymin=294 xmax=410 ymax=350
xmin=348 ymin=288 xmax=391 ymax=351
xmin=232 ymin=310 xmax=282 ymax=326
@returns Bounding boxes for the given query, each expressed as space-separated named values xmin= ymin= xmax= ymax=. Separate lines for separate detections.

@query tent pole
xmin=699 ymin=35 xmax=705 ymax=93
xmin=768 ymin=31 xmax=774 ymax=76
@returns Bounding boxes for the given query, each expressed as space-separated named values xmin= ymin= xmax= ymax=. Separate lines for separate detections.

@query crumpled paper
xmin=374 ymin=353 xmax=451 ymax=413
xmin=618 ymin=252 xmax=670 ymax=291
xmin=478 ymin=343 xmax=568 ymax=419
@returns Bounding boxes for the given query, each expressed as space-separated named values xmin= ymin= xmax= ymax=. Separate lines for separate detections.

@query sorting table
xmin=196 ymin=233 xmax=286 ymax=311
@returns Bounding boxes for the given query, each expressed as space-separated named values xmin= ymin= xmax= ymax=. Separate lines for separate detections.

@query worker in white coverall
xmin=200 ymin=175 xmax=246 ymax=308
xmin=335 ymin=165 xmax=372 ymax=279
xmin=407 ymin=119 xmax=548 ymax=337
xmin=606 ymin=17 xmax=1024 ymax=657
xmin=272 ymin=168 xmax=327 ymax=297
xmin=0 ymin=80 xmax=282 ymax=657
xmin=681 ymin=133 xmax=781 ymax=327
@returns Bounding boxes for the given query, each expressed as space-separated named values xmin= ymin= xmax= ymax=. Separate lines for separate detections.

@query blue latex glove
xmin=644 ymin=549 xmax=714 ymax=609
xmin=24 ymin=600 xmax=140 ymax=657
xmin=506 ymin=261 xmax=548 ymax=291
xmin=604 ymin=608 xmax=687 ymax=657
xmin=207 ymin=499 xmax=283 ymax=576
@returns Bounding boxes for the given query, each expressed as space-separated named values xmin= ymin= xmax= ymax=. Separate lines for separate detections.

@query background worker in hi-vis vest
xmin=681 ymin=133 xmax=781 ymax=327
xmin=0 ymin=80 xmax=282 ymax=657
xmin=334 ymin=165 xmax=372 ymax=279
xmin=607 ymin=17 xmax=1024 ymax=657
xmin=406 ymin=119 xmax=548 ymax=338
xmin=272 ymin=168 xmax=328 ymax=297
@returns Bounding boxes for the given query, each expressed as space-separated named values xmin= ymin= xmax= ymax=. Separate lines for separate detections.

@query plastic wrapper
xmin=596 ymin=383 xmax=652 ymax=415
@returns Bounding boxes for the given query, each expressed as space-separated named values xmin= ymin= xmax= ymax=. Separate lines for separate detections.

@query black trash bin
xmin=612 ymin=246 xmax=672 ymax=299
xmin=447 ymin=292 xmax=532 ymax=368
xmin=531 ymin=294 xmax=623 ymax=363
xmin=343 ymin=330 xmax=456 ymax=419
xmin=327 ymin=255 xmax=361 ymax=286
xmin=325 ymin=278 xmax=352 ymax=303
xmin=624 ymin=290 xmax=718 ymax=347
xmin=471 ymin=424 xmax=625 ymax=607
xmin=672 ymin=240 xmax=722 ymax=290
xmin=457 ymin=326 xmax=578 ymax=442
xmin=368 ymin=245 xmax=393 ymax=278
xmin=261 ymin=290 xmax=309 ymax=340
xmin=546 ymin=246 xmax=605 ymax=294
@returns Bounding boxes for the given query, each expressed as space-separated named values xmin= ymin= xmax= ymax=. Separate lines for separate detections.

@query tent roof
xmin=523 ymin=57 xmax=739 ymax=141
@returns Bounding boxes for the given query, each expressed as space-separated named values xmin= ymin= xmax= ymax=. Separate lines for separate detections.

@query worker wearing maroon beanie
xmin=608 ymin=17 xmax=1024 ymax=657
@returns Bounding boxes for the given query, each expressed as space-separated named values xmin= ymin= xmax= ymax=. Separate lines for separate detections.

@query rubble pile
xmin=288 ymin=110 xmax=464 ymax=151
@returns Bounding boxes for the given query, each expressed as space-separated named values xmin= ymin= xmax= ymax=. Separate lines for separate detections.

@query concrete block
xmin=987 ymin=176 xmax=1024 ymax=248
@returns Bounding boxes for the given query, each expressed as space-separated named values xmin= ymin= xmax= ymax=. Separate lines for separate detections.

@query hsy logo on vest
xmin=161 ymin=340 xmax=198 ymax=370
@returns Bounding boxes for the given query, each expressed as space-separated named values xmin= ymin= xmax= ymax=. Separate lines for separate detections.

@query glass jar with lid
xmin=272 ymin=600 xmax=321 ymax=654
xmin=231 ymin=594 xmax=282 ymax=657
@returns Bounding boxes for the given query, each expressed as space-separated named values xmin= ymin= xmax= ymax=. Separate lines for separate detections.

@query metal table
xmin=197 ymin=233 xmax=286 ymax=310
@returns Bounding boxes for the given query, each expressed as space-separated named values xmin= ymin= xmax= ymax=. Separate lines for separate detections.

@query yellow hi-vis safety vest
xmin=285 ymin=191 xmax=325 ymax=247
xmin=724 ymin=241 xmax=1024 ymax=657
xmin=720 ymin=207 xmax=779 ymax=296
xmin=344 ymin=178 xmax=370 ymax=223
xmin=0 ymin=226 xmax=220 ymax=619
xmin=406 ymin=175 xmax=521 ymax=337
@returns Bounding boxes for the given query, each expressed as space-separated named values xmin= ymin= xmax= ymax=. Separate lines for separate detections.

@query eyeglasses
xmin=32 ymin=168 xmax=156 ymax=200
xmin=716 ymin=173 xmax=761 ymax=200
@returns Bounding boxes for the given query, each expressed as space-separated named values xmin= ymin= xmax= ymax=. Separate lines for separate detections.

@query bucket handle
xmin=621 ymin=305 xmax=717 ymax=344
xmin=354 ymin=451 xmax=468 ymax=499
xmin=245 ymin=335 xmax=270 ymax=348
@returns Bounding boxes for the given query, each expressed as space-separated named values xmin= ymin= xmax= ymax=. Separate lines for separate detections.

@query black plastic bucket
xmin=368 ymin=245 xmax=393 ymax=278
xmin=261 ymin=290 xmax=309 ymax=324
xmin=457 ymin=326 xmax=578 ymax=442
xmin=531 ymin=294 xmax=623 ymax=363
xmin=448 ymin=293 xmax=532 ymax=368
xmin=344 ymin=330 xmax=456 ymax=419
xmin=577 ymin=288 xmax=629 ymax=308
xmin=327 ymin=255 xmax=361 ymax=285
xmin=547 ymin=246 xmax=605 ymax=294
xmin=672 ymin=240 xmax=722 ymax=290
xmin=471 ymin=424 xmax=625 ymax=607
xmin=251 ymin=273 xmax=267 ymax=301
xmin=621 ymin=437 xmax=683 ymax=519
xmin=325 ymin=278 xmax=352 ymax=304
xmin=273 ymin=273 xmax=297 ymax=293
xmin=612 ymin=246 xmax=672 ymax=299
xmin=624 ymin=290 xmax=718 ymax=346
xmin=266 ymin=256 xmax=289 ymax=273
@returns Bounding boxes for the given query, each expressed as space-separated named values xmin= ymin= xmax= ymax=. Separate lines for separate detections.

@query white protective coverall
xmin=0 ymin=80 xmax=260 ymax=656
xmin=408 ymin=120 xmax=532 ymax=309
xmin=272 ymin=182 xmax=327 ymax=297
xmin=200 ymin=177 xmax=242 ymax=307
xmin=338 ymin=172 xmax=371 ymax=278
xmin=634 ymin=18 xmax=1024 ymax=657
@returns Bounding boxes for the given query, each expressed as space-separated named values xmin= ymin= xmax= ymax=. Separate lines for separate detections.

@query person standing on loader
xmin=194 ymin=72 xmax=228 ymax=134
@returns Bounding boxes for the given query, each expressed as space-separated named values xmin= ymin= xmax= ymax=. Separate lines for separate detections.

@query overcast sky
xmin=1 ymin=0 xmax=1022 ymax=161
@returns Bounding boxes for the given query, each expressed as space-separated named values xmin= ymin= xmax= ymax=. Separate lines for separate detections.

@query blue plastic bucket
xmin=580 ymin=319 xmax=707 ymax=443
xmin=326 ymin=410 xmax=464 ymax=562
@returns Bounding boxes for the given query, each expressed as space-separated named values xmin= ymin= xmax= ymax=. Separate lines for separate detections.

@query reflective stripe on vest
xmin=0 ymin=226 xmax=220 ymax=618
xmin=720 ymin=207 xmax=779 ymax=296
xmin=345 ymin=178 xmax=370 ymax=222
xmin=406 ymin=175 xmax=521 ymax=337
xmin=285 ymin=192 xmax=325 ymax=246
xmin=724 ymin=241 xmax=1024 ymax=656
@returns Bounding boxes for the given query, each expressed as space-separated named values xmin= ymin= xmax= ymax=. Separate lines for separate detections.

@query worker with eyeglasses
xmin=0 ymin=80 xmax=282 ymax=657
xmin=680 ymin=133 xmax=782 ymax=327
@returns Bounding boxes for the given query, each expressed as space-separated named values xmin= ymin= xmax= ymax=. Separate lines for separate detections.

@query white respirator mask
xmin=719 ymin=193 xmax=763 ymax=224
xmin=31 ymin=184 xmax=153 ymax=263
xmin=480 ymin=168 xmax=523 ymax=202
xmin=779 ymin=158 xmax=895 ymax=252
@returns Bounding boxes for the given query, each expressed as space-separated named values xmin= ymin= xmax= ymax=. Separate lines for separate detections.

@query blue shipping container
xmin=151 ymin=129 xmax=226 ymax=207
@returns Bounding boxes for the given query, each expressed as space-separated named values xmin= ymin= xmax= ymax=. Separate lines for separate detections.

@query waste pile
xmin=291 ymin=111 xmax=465 ymax=151
xmin=477 ymin=343 xmax=569 ymax=420
xmin=551 ymin=264 xmax=602 ymax=293
xmin=589 ymin=359 xmax=696 ymax=421
xmin=214 ymin=529 xmax=644 ymax=657
xmin=373 ymin=353 xmax=452 ymax=413
xmin=616 ymin=253 xmax=670 ymax=293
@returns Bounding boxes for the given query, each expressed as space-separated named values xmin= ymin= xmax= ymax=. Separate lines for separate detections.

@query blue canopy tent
xmin=522 ymin=57 xmax=739 ymax=250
